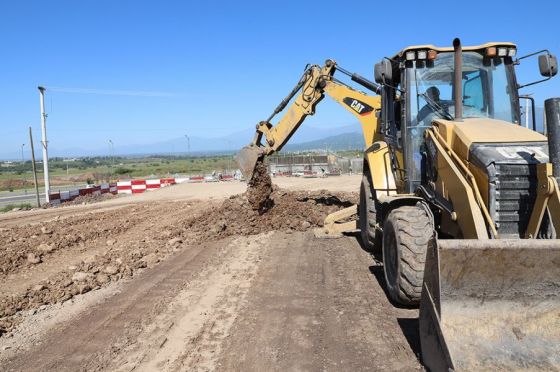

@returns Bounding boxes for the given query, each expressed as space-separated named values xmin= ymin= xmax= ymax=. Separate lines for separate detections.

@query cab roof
xmin=391 ymin=42 xmax=516 ymax=60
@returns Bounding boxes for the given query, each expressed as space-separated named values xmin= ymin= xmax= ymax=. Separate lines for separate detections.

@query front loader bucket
xmin=236 ymin=145 xmax=263 ymax=181
xmin=420 ymin=239 xmax=560 ymax=371
xmin=313 ymin=205 xmax=358 ymax=238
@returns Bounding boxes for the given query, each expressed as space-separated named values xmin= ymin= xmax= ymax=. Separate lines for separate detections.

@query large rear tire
xmin=382 ymin=204 xmax=432 ymax=306
xmin=359 ymin=173 xmax=379 ymax=252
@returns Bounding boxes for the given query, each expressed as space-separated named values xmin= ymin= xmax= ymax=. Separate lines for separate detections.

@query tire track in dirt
xmin=109 ymin=233 xmax=272 ymax=372
xmin=216 ymin=231 xmax=422 ymax=371
xmin=3 ymin=230 xmax=422 ymax=372
xmin=2 ymin=233 xmax=240 ymax=371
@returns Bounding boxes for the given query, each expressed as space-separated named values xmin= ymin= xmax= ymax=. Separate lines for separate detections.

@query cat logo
xmin=351 ymin=100 xmax=365 ymax=113
xmin=342 ymin=97 xmax=373 ymax=116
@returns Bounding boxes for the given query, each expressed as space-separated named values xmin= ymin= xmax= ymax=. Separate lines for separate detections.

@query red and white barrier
xmin=146 ymin=179 xmax=160 ymax=190
xmin=117 ymin=178 xmax=179 ymax=194
xmin=48 ymin=183 xmax=118 ymax=205
xmin=131 ymin=179 xmax=146 ymax=194
xmin=117 ymin=181 xmax=132 ymax=194
xmin=49 ymin=192 xmax=61 ymax=205
xmin=49 ymin=175 xmax=237 ymax=204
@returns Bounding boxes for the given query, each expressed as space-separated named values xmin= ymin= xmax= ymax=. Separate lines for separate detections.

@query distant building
xmin=268 ymin=154 xmax=362 ymax=175
xmin=1 ymin=161 xmax=15 ymax=168
xmin=268 ymin=154 xmax=329 ymax=175
xmin=350 ymin=158 xmax=364 ymax=174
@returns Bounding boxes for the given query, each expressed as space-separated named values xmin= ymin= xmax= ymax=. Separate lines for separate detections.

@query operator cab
xmin=374 ymin=42 xmax=555 ymax=193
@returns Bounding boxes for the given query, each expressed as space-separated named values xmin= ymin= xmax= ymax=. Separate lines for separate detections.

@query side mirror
xmin=517 ymin=50 xmax=557 ymax=89
xmin=374 ymin=59 xmax=392 ymax=84
xmin=539 ymin=54 xmax=558 ymax=77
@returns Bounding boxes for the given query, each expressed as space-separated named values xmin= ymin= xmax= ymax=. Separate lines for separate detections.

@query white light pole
xmin=38 ymin=86 xmax=50 ymax=202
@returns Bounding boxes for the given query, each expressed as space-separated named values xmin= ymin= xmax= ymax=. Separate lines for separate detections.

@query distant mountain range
xmin=0 ymin=107 xmax=549 ymax=160
xmin=107 ymin=124 xmax=364 ymax=156
xmin=284 ymin=132 xmax=364 ymax=152
xmin=0 ymin=124 xmax=364 ymax=160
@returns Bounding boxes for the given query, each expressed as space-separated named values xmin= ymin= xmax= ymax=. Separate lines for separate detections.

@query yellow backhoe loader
xmin=238 ymin=38 xmax=560 ymax=371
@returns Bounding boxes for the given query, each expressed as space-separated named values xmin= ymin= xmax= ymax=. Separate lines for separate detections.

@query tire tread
xmin=383 ymin=205 xmax=432 ymax=305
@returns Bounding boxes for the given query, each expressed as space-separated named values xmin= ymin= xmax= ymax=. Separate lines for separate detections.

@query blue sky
xmin=1 ymin=0 xmax=559 ymax=158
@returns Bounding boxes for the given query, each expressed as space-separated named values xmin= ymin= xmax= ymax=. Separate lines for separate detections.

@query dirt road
xmin=0 ymin=176 xmax=422 ymax=371
xmin=2 ymin=232 xmax=420 ymax=371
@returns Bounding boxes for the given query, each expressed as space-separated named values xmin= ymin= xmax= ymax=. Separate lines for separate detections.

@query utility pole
xmin=38 ymin=86 xmax=50 ymax=203
xmin=29 ymin=127 xmax=40 ymax=208
xmin=21 ymin=143 xmax=26 ymax=194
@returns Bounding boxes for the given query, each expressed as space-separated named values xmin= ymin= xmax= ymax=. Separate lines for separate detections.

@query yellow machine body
xmin=238 ymin=41 xmax=560 ymax=370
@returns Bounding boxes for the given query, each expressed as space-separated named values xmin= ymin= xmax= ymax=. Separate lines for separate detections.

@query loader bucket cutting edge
xmin=236 ymin=146 xmax=263 ymax=181
xmin=420 ymin=239 xmax=560 ymax=371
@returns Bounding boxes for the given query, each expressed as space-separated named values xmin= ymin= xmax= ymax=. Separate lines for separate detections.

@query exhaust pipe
xmin=453 ymin=38 xmax=463 ymax=122
xmin=545 ymin=97 xmax=560 ymax=181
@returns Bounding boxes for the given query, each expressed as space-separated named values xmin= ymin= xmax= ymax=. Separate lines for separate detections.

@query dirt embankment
xmin=0 ymin=188 xmax=357 ymax=336
xmin=58 ymin=192 xmax=119 ymax=207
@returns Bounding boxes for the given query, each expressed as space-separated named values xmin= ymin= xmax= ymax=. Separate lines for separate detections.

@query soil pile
xmin=189 ymin=188 xmax=357 ymax=239
xmin=0 ymin=212 xmax=145 ymax=276
xmin=245 ymin=160 xmax=273 ymax=213
xmin=0 ymin=206 xmax=160 ymax=335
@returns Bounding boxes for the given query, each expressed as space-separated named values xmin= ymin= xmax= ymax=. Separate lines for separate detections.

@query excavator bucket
xmin=236 ymin=145 xmax=263 ymax=180
xmin=420 ymin=238 xmax=560 ymax=371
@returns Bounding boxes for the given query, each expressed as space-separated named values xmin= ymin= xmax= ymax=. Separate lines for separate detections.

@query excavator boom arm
xmin=237 ymin=60 xmax=381 ymax=179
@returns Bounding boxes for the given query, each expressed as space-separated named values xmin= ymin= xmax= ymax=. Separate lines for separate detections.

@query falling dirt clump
xmin=245 ymin=160 xmax=273 ymax=213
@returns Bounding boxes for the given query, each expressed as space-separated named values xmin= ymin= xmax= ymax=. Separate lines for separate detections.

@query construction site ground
xmin=0 ymin=175 xmax=422 ymax=371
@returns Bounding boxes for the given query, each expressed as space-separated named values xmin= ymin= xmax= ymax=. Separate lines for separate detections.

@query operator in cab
xmin=417 ymin=86 xmax=442 ymax=126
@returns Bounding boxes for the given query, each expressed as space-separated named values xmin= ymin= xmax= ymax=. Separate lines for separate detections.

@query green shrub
xmin=0 ymin=203 xmax=32 ymax=213
xmin=114 ymin=167 xmax=133 ymax=175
